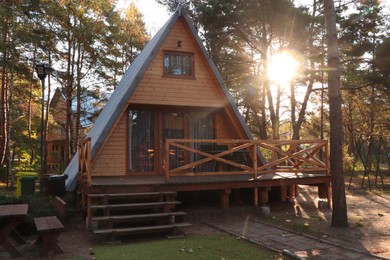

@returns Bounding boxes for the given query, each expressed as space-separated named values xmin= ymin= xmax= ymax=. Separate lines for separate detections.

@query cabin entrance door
xmin=128 ymin=108 xmax=215 ymax=174
xmin=162 ymin=112 xmax=186 ymax=172
xmin=160 ymin=111 xmax=215 ymax=174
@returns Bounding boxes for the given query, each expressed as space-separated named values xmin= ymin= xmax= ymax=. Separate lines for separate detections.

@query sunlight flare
xmin=268 ymin=51 xmax=299 ymax=83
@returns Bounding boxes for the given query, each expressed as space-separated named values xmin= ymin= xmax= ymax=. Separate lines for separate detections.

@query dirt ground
xmin=5 ymin=174 xmax=390 ymax=259
xmin=268 ymin=179 xmax=390 ymax=259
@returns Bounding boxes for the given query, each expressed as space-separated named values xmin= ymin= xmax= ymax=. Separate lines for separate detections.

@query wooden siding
xmin=129 ymin=17 xmax=226 ymax=107
xmin=92 ymin=114 xmax=127 ymax=176
xmin=215 ymin=113 xmax=240 ymax=139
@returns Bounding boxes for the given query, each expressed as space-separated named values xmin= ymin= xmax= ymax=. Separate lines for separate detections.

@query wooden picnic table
xmin=0 ymin=204 xmax=28 ymax=258
xmin=34 ymin=216 xmax=64 ymax=257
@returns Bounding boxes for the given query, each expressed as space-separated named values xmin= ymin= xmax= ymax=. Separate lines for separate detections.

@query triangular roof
xmin=49 ymin=88 xmax=64 ymax=109
xmin=65 ymin=6 xmax=260 ymax=191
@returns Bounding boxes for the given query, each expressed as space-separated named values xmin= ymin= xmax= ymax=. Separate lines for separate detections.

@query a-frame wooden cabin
xmin=64 ymin=7 xmax=331 ymax=236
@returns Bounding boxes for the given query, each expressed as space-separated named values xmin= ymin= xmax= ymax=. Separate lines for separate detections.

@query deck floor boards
xmin=90 ymin=173 xmax=330 ymax=192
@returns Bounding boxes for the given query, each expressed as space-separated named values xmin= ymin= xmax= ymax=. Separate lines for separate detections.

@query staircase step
xmin=88 ymin=191 xmax=177 ymax=199
xmin=93 ymin=223 xmax=192 ymax=235
xmin=90 ymin=201 xmax=181 ymax=210
xmin=92 ymin=211 xmax=186 ymax=222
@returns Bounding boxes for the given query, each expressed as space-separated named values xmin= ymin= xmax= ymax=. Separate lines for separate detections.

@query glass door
xmin=163 ymin=112 xmax=185 ymax=170
xmin=128 ymin=110 xmax=154 ymax=172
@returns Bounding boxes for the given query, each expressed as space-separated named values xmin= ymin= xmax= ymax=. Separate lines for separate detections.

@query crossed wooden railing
xmin=77 ymin=138 xmax=329 ymax=226
xmin=78 ymin=137 xmax=92 ymax=187
xmin=78 ymin=138 xmax=92 ymax=228
xmin=164 ymin=139 xmax=329 ymax=182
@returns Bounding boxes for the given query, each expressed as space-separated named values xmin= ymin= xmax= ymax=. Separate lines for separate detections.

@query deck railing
xmin=78 ymin=137 xmax=92 ymax=187
xmin=77 ymin=137 xmax=92 ymax=228
xmin=164 ymin=139 xmax=329 ymax=182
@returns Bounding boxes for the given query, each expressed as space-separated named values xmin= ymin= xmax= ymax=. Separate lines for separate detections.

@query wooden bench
xmin=53 ymin=196 xmax=68 ymax=222
xmin=0 ymin=204 xmax=28 ymax=257
xmin=34 ymin=216 xmax=64 ymax=257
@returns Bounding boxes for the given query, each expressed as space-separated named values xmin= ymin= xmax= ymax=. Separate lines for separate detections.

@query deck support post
xmin=288 ymin=185 xmax=295 ymax=198
xmin=87 ymin=196 xmax=92 ymax=230
xmin=165 ymin=141 xmax=170 ymax=182
xmin=80 ymin=181 xmax=86 ymax=218
xmin=253 ymin=187 xmax=258 ymax=207
xmin=259 ymin=187 xmax=270 ymax=205
xmin=318 ymin=183 xmax=331 ymax=209
xmin=295 ymin=184 xmax=299 ymax=197
xmin=280 ymin=185 xmax=288 ymax=202
xmin=220 ymin=189 xmax=231 ymax=209
xmin=233 ymin=189 xmax=242 ymax=204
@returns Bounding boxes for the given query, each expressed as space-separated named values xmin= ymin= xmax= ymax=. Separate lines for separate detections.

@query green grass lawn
xmin=93 ymin=233 xmax=281 ymax=260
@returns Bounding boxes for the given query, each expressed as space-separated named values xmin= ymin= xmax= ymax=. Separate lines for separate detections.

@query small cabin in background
xmin=46 ymin=88 xmax=85 ymax=174
xmin=63 ymin=7 xmax=331 ymax=236
xmin=46 ymin=88 xmax=68 ymax=174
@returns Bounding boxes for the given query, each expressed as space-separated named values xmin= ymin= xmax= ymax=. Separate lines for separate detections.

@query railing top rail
xmin=166 ymin=139 xmax=328 ymax=144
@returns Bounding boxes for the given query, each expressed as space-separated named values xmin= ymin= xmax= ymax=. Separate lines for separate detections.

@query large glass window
xmin=163 ymin=51 xmax=194 ymax=78
xmin=128 ymin=109 xmax=215 ymax=173
xmin=128 ymin=110 xmax=154 ymax=172
xmin=189 ymin=112 xmax=214 ymax=140
xmin=190 ymin=112 xmax=215 ymax=171
xmin=163 ymin=112 xmax=185 ymax=169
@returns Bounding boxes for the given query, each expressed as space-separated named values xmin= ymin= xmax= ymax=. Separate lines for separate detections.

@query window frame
xmin=162 ymin=50 xmax=195 ymax=79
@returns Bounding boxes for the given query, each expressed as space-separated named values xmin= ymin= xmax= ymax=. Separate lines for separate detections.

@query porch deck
xmin=78 ymin=139 xmax=331 ymax=230
xmin=90 ymin=172 xmax=330 ymax=192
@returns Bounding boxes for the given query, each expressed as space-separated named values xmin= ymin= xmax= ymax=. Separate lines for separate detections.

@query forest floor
xmin=1 ymin=172 xmax=389 ymax=259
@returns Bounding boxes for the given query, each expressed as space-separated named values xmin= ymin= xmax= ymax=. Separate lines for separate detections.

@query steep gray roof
xmin=65 ymin=6 xmax=263 ymax=191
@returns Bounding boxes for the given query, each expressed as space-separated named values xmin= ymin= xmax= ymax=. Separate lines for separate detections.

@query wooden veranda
xmin=78 ymin=139 xmax=331 ymax=230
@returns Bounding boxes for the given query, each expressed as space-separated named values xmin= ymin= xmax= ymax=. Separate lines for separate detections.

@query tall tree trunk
xmin=324 ymin=0 xmax=348 ymax=228
xmin=43 ymin=55 xmax=53 ymax=175
xmin=290 ymin=81 xmax=296 ymax=138
xmin=7 ymin=51 xmax=14 ymax=189
xmin=65 ymin=26 xmax=74 ymax=165
xmin=28 ymin=58 xmax=36 ymax=165
xmin=75 ymin=42 xmax=83 ymax=149
xmin=6 ymin=6 xmax=16 ymax=189
xmin=259 ymin=87 xmax=268 ymax=139
xmin=0 ymin=18 xmax=8 ymax=165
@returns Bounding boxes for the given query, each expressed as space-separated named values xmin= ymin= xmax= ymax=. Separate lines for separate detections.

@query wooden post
xmin=233 ymin=189 xmax=241 ymax=204
xmin=288 ymin=185 xmax=296 ymax=198
xmin=325 ymin=141 xmax=330 ymax=176
xmin=318 ymin=183 xmax=331 ymax=209
xmin=84 ymin=138 xmax=92 ymax=229
xmin=220 ymin=189 xmax=231 ymax=209
xmin=86 ymin=138 xmax=91 ymax=188
xmin=165 ymin=141 xmax=170 ymax=182
xmin=280 ymin=185 xmax=287 ymax=202
xmin=253 ymin=143 xmax=258 ymax=207
xmin=254 ymin=187 xmax=258 ymax=207
xmin=259 ymin=187 xmax=269 ymax=205
xmin=87 ymin=196 xmax=92 ymax=230
xmin=253 ymin=143 xmax=258 ymax=180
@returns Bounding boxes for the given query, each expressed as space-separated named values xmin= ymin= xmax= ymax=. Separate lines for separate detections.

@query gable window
xmin=163 ymin=51 xmax=194 ymax=78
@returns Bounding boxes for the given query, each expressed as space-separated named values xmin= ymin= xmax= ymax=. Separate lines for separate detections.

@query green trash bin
xmin=15 ymin=172 xmax=38 ymax=197
xmin=20 ymin=176 xmax=37 ymax=196
xmin=46 ymin=175 xmax=68 ymax=196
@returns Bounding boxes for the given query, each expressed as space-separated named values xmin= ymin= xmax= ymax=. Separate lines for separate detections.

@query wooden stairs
xmin=87 ymin=191 xmax=191 ymax=239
